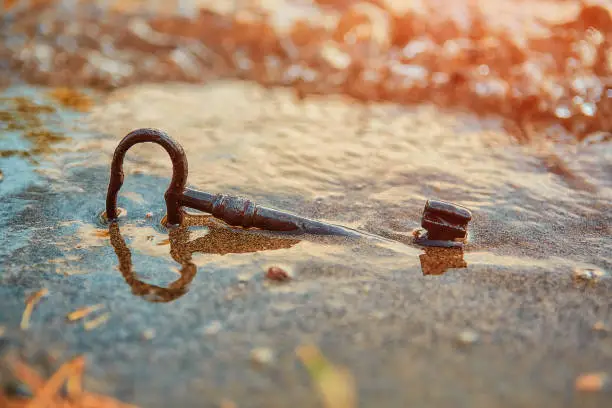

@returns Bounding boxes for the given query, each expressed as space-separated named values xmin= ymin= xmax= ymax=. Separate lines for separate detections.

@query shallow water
xmin=1 ymin=1 xmax=612 ymax=407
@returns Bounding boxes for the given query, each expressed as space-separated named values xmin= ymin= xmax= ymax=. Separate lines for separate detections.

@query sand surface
xmin=0 ymin=81 xmax=610 ymax=407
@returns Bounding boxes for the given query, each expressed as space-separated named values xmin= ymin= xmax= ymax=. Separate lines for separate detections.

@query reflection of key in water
xmin=419 ymin=247 xmax=467 ymax=276
xmin=109 ymin=215 xmax=300 ymax=302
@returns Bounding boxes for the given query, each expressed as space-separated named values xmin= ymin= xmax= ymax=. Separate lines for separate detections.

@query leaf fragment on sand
xmin=4 ymin=356 xmax=140 ymax=407
xmin=47 ymin=88 xmax=93 ymax=112
xmin=66 ymin=363 xmax=84 ymax=398
xmin=592 ymin=321 xmax=608 ymax=331
xmin=296 ymin=345 xmax=356 ymax=408
xmin=28 ymin=355 xmax=86 ymax=406
xmin=10 ymin=358 xmax=47 ymax=392
xmin=575 ymin=372 xmax=609 ymax=392
xmin=84 ymin=312 xmax=111 ymax=331
xmin=220 ymin=399 xmax=238 ymax=408
xmin=0 ymin=393 xmax=27 ymax=408
xmin=77 ymin=392 xmax=141 ymax=407
xmin=3 ymin=0 xmax=20 ymax=11
xmin=20 ymin=288 xmax=49 ymax=330
xmin=67 ymin=304 xmax=105 ymax=322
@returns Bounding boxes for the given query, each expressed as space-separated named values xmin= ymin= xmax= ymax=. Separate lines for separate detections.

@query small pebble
xmin=204 ymin=320 xmax=222 ymax=336
xmin=219 ymin=399 xmax=237 ymax=408
xmin=224 ymin=286 xmax=246 ymax=300
xmin=575 ymin=372 xmax=609 ymax=392
xmin=237 ymin=273 xmax=250 ymax=284
xmin=141 ymin=328 xmax=156 ymax=340
xmin=573 ymin=267 xmax=607 ymax=282
xmin=593 ymin=321 xmax=608 ymax=332
xmin=266 ymin=266 xmax=291 ymax=282
xmin=456 ymin=329 xmax=479 ymax=346
xmin=369 ymin=311 xmax=387 ymax=320
xmin=250 ymin=347 xmax=275 ymax=366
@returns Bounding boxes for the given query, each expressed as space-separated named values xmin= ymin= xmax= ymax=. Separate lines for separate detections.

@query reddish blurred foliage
xmin=1 ymin=0 xmax=611 ymax=142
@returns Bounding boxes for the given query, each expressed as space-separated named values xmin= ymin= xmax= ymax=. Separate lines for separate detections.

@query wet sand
xmin=0 ymin=82 xmax=610 ymax=407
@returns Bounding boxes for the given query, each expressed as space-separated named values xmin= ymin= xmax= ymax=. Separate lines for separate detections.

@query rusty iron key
xmin=105 ymin=128 xmax=362 ymax=237
xmin=106 ymin=129 xmax=473 ymax=246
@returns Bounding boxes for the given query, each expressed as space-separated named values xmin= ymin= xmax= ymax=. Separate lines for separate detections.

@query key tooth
xmin=421 ymin=199 xmax=472 ymax=241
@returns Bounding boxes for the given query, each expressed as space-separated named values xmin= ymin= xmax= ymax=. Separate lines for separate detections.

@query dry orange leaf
xmin=575 ymin=372 xmax=609 ymax=392
xmin=47 ymin=88 xmax=93 ymax=112
xmin=296 ymin=345 xmax=356 ymax=408
xmin=83 ymin=313 xmax=111 ymax=331
xmin=67 ymin=304 xmax=105 ymax=322
xmin=20 ymin=288 xmax=49 ymax=330
xmin=2 ymin=356 xmax=139 ymax=408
